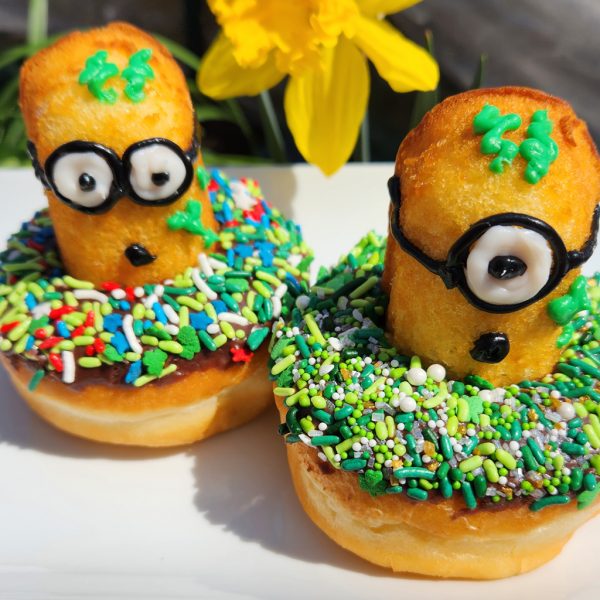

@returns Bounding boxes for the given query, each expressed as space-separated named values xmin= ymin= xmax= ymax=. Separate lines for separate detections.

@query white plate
xmin=0 ymin=165 xmax=599 ymax=600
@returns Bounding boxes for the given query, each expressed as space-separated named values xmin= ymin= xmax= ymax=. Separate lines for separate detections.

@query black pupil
xmin=78 ymin=173 xmax=96 ymax=192
xmin=488 ymin=255 xmax=527 ymax=280
xmin=151 ymin=172 xmax=170 ymax=186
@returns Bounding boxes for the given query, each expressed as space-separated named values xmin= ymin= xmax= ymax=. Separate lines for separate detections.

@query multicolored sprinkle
xmin=272 ymin=233 xmax=600 ymax=512
xmin=0 ymin=170 xmax=312 ymax=388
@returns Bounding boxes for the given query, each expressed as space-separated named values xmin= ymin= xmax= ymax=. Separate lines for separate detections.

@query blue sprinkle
xmin=256 ymin=242 xmax=275 ymax=267
xmin=112 ymin=332 xmax=130 ymax=354
xmin=56 ymin=320 xmax=71 ymax=338
xmin=152 ymin=302 xmax=167 ymax=325
xmin=104 ymin=314 xmax=123 ymax=333
xmin=143 ymin=319 xmax=154 ymax=330
xmin=285 ymin=273 xmax=302 ymax=294
xmin=125 ymin=360 xmax=142 ymax=384
xmin=260 ymin=199 xmax=271 ymax=215
xmin=260 ymin=214 xmax=271 ymax=229
xmin=211 ymin=300 xmax=227 ymax=314
xmin=211 ymin=169 xmax=230 ymax=193
xmin=227 ymin=249 xmax=235 ymax=267
xmin=190 ymin=312 xmax=213 ymax=331
xmin=223 ymin=203 xmax=233 ymax=222
xmin=235 ymin=244 xmax=253 ymax=258
xmin=25 ymin=293 xmax=37 ymax=310
xmin=25 ymin=335 xmax=35 ymax=351
xmin=119 ymin=301 xmax=131 ymax=311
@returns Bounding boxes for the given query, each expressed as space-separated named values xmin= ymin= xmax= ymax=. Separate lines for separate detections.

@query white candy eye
xmin=127 ymin=143 xmax=187 ymax=201
xmin=465 ymin=225 xmax=552 ymax=305
xmin=51 ymin=152 xmax=114 ymax=208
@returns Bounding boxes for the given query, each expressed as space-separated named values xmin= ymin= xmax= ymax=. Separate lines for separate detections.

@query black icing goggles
xmin=388 ymin=175 xmax=600 ymax=313
xmin=29 ymin=135 xmax=199 ymax=215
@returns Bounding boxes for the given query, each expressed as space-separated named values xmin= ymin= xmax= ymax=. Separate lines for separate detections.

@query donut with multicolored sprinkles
xmin=273 ymin=88 xmax=600 ymax=579
xmin=0 ymin=168 xmax=311 ymax=446
xmin=272 ymin=233 xmax=600 ymax=578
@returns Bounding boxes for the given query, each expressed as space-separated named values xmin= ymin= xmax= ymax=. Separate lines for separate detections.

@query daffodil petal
xmin=353 ymin=16 xmax=438 ymax=92
xmin=284 ymin=36 xmax=369 ymax=176
xmin=357 ymin=0 xmax=422 ymax=18
xmin=198 ymin=33 xmax=284 ymax=100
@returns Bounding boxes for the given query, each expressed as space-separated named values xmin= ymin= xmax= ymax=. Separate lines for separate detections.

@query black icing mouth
xmin=125 ymin=244 xmax=156 ymax=267
xmin=470 ymin=332 xmax=510 ymax=363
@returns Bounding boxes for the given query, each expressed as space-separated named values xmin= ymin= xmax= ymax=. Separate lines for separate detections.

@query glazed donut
xmin=0 ymin=23 xmax=311 ymax=447
xmin=272 ymin=88 xmax=600 ymax=578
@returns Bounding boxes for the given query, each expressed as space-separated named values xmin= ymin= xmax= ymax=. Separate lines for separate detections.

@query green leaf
xmin=196 ymin=104 xmax=238 ymax=124
xmin=152 ymin=34 xmax=201 ymax=71
xmin=408 ymin=29 xmax=440 ymax=130
xmin=27 ymin=0 xmax=48 ymax=46
xmin=203 ymin=151 xmax=273 ymax=166
xmin=470 ymin=53 xmax=488 ymax=90
xmin=258 ymin=90 xmax=286 ymax=163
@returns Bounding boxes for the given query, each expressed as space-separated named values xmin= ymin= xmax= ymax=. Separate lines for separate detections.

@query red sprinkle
xmin=125 ymin=287 xmax=135 ymax=302
xmin=49 ymin=306 xmax=75 ymax=320
xmin=101 ymin=281 xmax=121 ymax=291
xmin=33 ymin=328 xmax=48 ymax=339
xmin=84 ymin=310 xmax=95 ymax=327
xmin=39 ymin=336 xmax=63 ymax=349
xmin=1 ymin=321 xmax=20 ymax=333
xmin=48 ymin=353 xmax=63 ymax=373
xmin=230 ymin=346 xmax=254 ymax=363
xmin=94 ymin=339 xmax=106 ymax=354
xmin=85 ymin=345 xmax=96 ymax=356
xmin=71 ymin=325 xmax=85 ymax=338
xmin=27 ymin=240 xmax=44 ymax=252
xmin=207 ymin=180 xmax=219 ymax=192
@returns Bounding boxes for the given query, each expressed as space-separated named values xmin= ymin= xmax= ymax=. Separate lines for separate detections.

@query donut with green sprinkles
xmin=271 ymin=233 xmax=600 ymax=512
xmin=0 ymin=169 xmax=312 ymax=389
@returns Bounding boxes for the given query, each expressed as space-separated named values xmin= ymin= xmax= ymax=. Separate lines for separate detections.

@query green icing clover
xmin=359 ymin=470 xmax=388 ymax=497
xmin=142 ymin=348 xmax=168 ymax=376
xmin=519 ymin=110 xmax=559 ymax=184
xmin=121 ymin=48 xmax=154 ymax=103
xmin=177 ymin=325 xmax=200 ymax=360
xmin=166 ymin=199 xmax=219 ymax=247
xmin=548 ymin=275 xmax=590 ymax=326
xmin=78 ymin=50 xmax=119 ymax=104
xmin=577 ymin=486 xmax=600 ymax=510
xmin=473 ymin=104 xmax=522 ymax=174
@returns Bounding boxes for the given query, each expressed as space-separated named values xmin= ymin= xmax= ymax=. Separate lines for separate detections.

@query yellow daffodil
xmin=198 ymin=0 xmax=439 ymax=175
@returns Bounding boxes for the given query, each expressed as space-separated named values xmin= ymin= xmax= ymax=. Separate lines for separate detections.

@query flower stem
xmin=258 ymin=90 xmax=286 ymax=163
xmin=27 ymin=0 xmax=48 ymax=46
xmin=357 ymin=111 xmax=371 ymax=163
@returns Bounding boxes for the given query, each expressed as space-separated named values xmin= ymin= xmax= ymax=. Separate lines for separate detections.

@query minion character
xmin=383 ymin=87 xmax=600 ymax=385
xmin=20 ymin=22 xmax=216 ymax=287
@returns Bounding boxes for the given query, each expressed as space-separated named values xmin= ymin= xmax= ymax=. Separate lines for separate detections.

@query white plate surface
xmin=0 ymin=165 xmax=599 ymax=600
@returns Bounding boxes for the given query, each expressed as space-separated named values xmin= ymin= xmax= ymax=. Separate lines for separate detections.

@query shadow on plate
xmin=190 ymin=405 xmax=392 ymax=577
xmin=0 ymin=369 xmax=178 ymax=461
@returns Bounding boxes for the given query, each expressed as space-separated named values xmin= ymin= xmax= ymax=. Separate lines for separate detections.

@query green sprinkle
xmin=530 ymin=495 xmax=571 ymax=512
xmin=78 ymin=357 xmax=101 ymax=368
xmin=28 ymin=369 xmax=44 ymax=391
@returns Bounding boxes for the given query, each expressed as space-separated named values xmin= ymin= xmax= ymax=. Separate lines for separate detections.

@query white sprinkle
xmin=426 ymin=363 xmax=446 ymax=383
xmin=134 ymin=287 xmax=145 ymax=298
xmin=144 ymin=293 xmax=158 ymax=308
xmin=318 ymin=422 xmax=328 ymax=431
xmin=163 ymin=304 xmax=180 ymax=325
xmin=62 ymin=350 xmax=75 ymax=384
xmin=32 ymin=302 xmax=51 ymax=319
xmin=111 ymin=288 xmax=126 ymax=300
xmin=191 ymin=268 xmax=217 ymax=300
xmin=154 ymin=285 xmax=164 ymax=297
xmin=296 ymin=295 xmax=310 ymax=310
xmin=558 ymin=402 xmax=576 ymax=421
xmin=328 ymin=337 xmax=342 ymax=351
xmin=207 ymin=323 xmax=220 ymax=335
xmin=208 ymin=257 xmax=227 ymax=270
xmin=275 ymin=284 xmax=288 ymax=298
xmin=405 ymin=367 xmax=427 ymax=386
xmin=272 ymin=295 xmax=282 ymax=318
xmin=218 ymin=312 xmax=250 ymax=326
xmin=165 ymin=324 xmax=179 ymax=336
xmin=399 ymin=396 xmax=417 ymax=413
xmin=319 ymin=364 xmax=335 ymax=376
xmin=122 ymin=314 xmax=143 ymax=354
xmin=73 ymin=289 xmax=108 ymax=303
xmin=198 ymin=253 xmax=214 ymax=277
xmin=352 ymin=309 xmax=363 ymax=322
xmin=230 ymin=181 xmax=256 ymax=209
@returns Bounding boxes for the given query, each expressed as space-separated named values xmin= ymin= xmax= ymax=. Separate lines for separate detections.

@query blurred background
xmin=0 ymin=0 xmax=598 ymax=168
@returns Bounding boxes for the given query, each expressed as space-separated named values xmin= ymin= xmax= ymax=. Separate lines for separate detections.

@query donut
xmin=0 ymin=23 xmax=312 ymax=447
xmin=272 ymin=88 xmax=600 ymax=579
